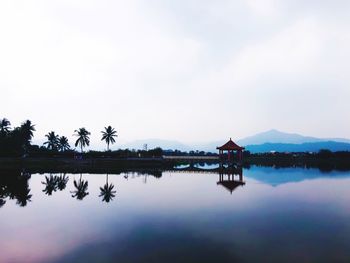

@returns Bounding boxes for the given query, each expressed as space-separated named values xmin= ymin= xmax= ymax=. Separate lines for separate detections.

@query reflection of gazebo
xmin=217 ymin=138 xmax=245 ymax=164
xmin=217 ymin=166 xmax=245 ymax=194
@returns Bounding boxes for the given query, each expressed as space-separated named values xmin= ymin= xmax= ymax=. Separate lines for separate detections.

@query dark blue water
xmin=1 ymin=167 xmax=350 ymax=262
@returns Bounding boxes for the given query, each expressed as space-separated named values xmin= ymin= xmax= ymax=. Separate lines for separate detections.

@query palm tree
xmin=58 ymin=136 xmax=70 ymax=152
xmin=44 ymin=131 xmax=59 ymax=150
xmin=101 ymin=126 xmax=117 ymax=151
xmin=71 ymin=174 xmax=89 ymax=200
xmin=17 ymin=120 xmax=34 ymax=156
xmin=20 ymin=120 xmax=35 ymax=143
xmin=74 ymin=128 xmax=90 ymax=152
xmin=99 ymin=174 xmax=116 ymax=203
xmin=0 ymin=118 xmax=11 ymax=135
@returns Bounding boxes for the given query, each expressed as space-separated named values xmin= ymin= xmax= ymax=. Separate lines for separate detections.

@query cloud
xmin=0 ymin=0 xmax=349 ymax=148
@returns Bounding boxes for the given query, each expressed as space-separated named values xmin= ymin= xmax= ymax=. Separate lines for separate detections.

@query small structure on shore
xmin=217 ymin=138 xmax=245 ymax=164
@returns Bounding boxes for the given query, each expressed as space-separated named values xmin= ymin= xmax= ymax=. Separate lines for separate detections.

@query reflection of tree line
xmin=0 ymin=169 xmax=164 ymax=208
xmin=42 ymin=174 xmax=69 ymax=195
xmin=0 ymin=171 xmax=121 ymax=208
xmin=43 ymin=173 xmax=116 ymax=203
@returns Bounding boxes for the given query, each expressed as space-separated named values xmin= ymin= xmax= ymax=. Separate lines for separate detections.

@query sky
xmin=1 ymin=0 xmax=349 ymax=149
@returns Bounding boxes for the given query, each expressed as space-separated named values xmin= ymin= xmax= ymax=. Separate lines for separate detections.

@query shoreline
xmin=0 ymin=156 xmax=349 ymax=172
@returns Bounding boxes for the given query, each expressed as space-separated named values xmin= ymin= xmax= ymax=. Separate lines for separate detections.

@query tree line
xmin=0 ymin=118 xmax=118 ymax=157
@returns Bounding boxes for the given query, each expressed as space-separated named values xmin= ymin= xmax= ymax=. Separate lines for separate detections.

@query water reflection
xmin=0 ymin=170 xmax=32 ymax=207
xmin=2 ymin=165 xmax=350 ymax=209
xmin=71 ymin=174 xmax=89 ymax=200
xmin=217 ymin=166 xmax=245 ymax=194
xmin=57 ymin=174 xmax=69 ymax=191
xmin=42 ymin=174 xmax=69 ymax=195
xmin=42 ymin=174 xmax=58 ymax=195
xmin=99 ymin=174 xmax=116 ymax=203
xmin=2 ymin=167 xmax=350 ymax=262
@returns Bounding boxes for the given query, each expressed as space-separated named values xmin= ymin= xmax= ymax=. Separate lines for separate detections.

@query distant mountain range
xmin=238 ymin=130 xmax=350 ymax=153
xmin=121 ymin=130 xmax=350 ymax=153
xmin=237 ymin=129 xmax=350 ymax=145
xmin=245 ymin=141 xmax=350 ymax=153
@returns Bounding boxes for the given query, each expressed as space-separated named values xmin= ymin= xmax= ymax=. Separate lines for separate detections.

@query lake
xmin=1 ymin=166 xmax=350 ymax=263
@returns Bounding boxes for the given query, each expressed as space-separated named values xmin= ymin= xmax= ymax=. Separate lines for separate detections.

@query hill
xmin=245 ymin=141 xmax=350 ymax=153
xmin=121 ymin=130 xmax=350 ymax=153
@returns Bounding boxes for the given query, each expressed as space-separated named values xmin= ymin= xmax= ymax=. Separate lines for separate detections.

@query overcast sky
xmin=1 ymin=0 xmax=349 ymax=149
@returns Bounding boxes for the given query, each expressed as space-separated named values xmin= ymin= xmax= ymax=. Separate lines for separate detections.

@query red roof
xmin=217 ymin=138 xmax=245 ymax=151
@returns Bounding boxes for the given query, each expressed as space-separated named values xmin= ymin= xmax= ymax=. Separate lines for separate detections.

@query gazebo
xmin=217 ymin=138 xmax=245 ymax=164
xmin=217 ymin=166 xmax=245 ymax=194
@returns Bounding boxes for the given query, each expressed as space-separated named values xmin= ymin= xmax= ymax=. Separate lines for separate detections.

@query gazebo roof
xmin=217 ymin=180 xmax=245 ymax=194
xmin=217 ymin=138 xmax=245 ymax=151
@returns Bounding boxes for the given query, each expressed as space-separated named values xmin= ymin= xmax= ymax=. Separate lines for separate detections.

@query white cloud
xmin=0 ymin=0 xmax=349 ymax=148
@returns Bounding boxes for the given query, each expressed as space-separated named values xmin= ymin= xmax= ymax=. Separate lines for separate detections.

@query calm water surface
xmin=1 ymin=166 xmax=350 ymax=263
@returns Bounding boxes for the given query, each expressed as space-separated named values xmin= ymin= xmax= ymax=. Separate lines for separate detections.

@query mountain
xmin=122 ymin=139 xmax=227 ymax=152
xmin=121 ymin=130 xmax=350 ymax=153
xmin=238 ymin=129 xmax=323 ymax=145
xmin=239 ymin=130 xmax=350 ymax=153
xmin=245 ymin=141 xmax=350 ymax=153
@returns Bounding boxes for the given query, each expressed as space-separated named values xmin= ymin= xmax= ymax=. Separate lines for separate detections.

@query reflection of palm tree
xmin=44 ymin=131 xmax=59 ymax=150
xmin=101 ymin=126 xmax=117 ymax=151
xmin=99 ymin=174 xmax=116 ymax=203
xmin=15 ymin=188 xmax=32 ymax=207
xmin=71 ymin=174 xmax=89 ymax=200
xmin=57 ymin=174 xmax=69 ymax=191
xmin=15 ymin=172 xmax=32 ymax=207
xmin=42 ymin=174 xmax=58 ymax=195
xmin=58 ymin=136 xmax=70 ymax=152
xmin=74 ymin=128 xmax=91 ymax=153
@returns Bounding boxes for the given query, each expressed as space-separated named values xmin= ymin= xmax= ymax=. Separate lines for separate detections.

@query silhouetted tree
xmin=99 ymin=174 xmax=116 ymax=203
xmin=0 ymin=118 xmax=11 ymax=135
xmin=58 ymin=136 xmax=70 ymax=152
xmin=101 ymin=126 xmax=117 ymax=151
xmin=318 ymin=149 xmax=332 ymax=158
xmin=20 ymin=120 xmax=35 ymax=145
xmin=74 ymin=128 xmax=91 ymax=152
xmin=44 ymin=131 xmax=59 ymax=150
xmin=0 ymin=118 xmax=11 ymax=156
